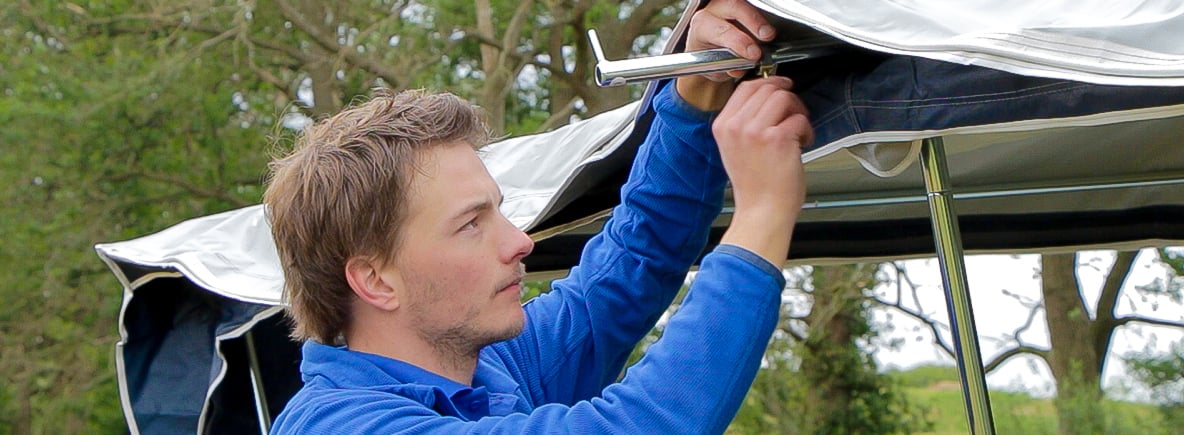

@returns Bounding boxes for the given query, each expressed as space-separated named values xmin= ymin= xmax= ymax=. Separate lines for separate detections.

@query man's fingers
xmin=715 ymin=77 xmax=813 ymax=159
xmin=718 ymin=78 xmax=771 ymax=120
xmin=717 ymin=79 xmax=797 ymax=141
xmin=776 ymin=112 xmax=814 ymax=149
xmin=688 ymin=11 xmax=761 ymax=59
xmin=721 ymin=77 xmax=798 ymax=125
xmin=684 ymin=0 xmax=776 ymax=81
xmin=779 ymin=91 xmax=810 ymax=125
xmin=704 ymin=0 xmax=776 ymax=42
xmin=731 ymin=77 xmax=794 ymax=104
xmin=749 ymin=87 xmax=797 ymax=130
xmin=760 ymin=91 xmax=812 ymax=149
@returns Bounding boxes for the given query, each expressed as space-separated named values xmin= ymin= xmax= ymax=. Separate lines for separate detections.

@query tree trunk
xmin=547 ymin=3 xmax=577 ymax=123
xmin=475 ymin=0 xmax=507 ymax=135
xmin=801 ymin=263 xmax=883 ymax=433
xmin=1041 ymin=252 xmax=1106 ymax=434
xmin=803 ymin=265 xmax=857 ymax=417
xmin=307 ymin=54 xmax=342 ymax=117
xmin=578 ymin=8 xmax=637 ymax=115
xmin=283 ymin=0 xmax=344 ymax=117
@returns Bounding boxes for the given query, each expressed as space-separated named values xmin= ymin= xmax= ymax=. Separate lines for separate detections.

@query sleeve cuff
xmin=712 ymin=244 xmax=787 ymax=289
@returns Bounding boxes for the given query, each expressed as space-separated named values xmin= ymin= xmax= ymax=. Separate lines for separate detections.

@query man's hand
xmin=713 ymin=77 xmax=812 ymax=265
xmin=676 ymin=0 xmax=776 ymax=111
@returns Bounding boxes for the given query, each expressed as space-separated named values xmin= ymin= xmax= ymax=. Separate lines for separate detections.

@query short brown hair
xmin=263 ymin=88 xmax=490 ymax=344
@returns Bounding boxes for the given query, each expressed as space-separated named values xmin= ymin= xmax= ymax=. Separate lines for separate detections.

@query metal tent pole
xmin=918 ymin=137 xmax=996 ymax=434
xmin=245 ymin=330 xmax=272 ymax=434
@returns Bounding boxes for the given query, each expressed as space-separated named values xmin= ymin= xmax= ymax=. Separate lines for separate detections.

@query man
xmin=264 ymin=0 xmax=812 ymax=432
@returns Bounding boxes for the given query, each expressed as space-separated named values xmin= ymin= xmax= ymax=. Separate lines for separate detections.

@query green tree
xmin=1038 ymin=250 xmax=1184 ymax=434
xmin=2 ymin=1 xmax=268 ymax=431
xmin=1126 ymin=340 xmax=1184 ymax=432
xmin=883 ymin=249 xmax=1184 ymax=435
xmin=2 ymin=0 xmax=686 ymax=432
xmin=729 ymin=264 xmax=929 ymax=434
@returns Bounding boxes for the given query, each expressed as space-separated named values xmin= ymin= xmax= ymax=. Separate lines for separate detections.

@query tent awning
xmin=95 ymin=1 xmax=1184 ymax=432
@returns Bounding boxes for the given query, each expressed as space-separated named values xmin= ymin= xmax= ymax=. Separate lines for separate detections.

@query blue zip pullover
xmin=270 ymin=83 xmax=787 ymax=434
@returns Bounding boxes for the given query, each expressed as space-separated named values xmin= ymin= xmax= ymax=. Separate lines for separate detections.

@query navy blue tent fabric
xmin=788 ymin=54 xmax=1184 ymax=154
xmin=121 ymin=278 xmax=217 ymax=433
xmin=204 ymin=313 xmax=301 ymax=433
xmin=524 ymin=54 xmax=1184 ymax=271
xmin=121 ymin=276 xmax=300 ymax=433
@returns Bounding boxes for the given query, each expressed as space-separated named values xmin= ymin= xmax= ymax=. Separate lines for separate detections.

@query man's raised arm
xmin=498 ymin=0 xmax=783 ymax=405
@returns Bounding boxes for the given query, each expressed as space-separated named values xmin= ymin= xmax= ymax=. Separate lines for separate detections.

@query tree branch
xmin=87 ymin=11 xmax=315 ymax=66
xmin=621 ymin=0 xmax=679 ymax=43
xmin=1114 ymin=315 xmax=1184 ymax=330
xmin=883 ymin=261 xmax=1052 ymax=376
xmin=192 ymin=26 xmax=237 ymax=53
xmin=1065 ymin=253 xmax=1090 ymax=319
xmin=782 ymin=323 xmax=807 ymax=342
xmin=876 ymin=263 xmax=957 ymax=360
xmin=105 ymin=172 xmax=252 ymax=207
xmin=536 ymin=96 xmax=580 ymax=132
xmin=983 ymin=345 xmax=1051 ymax=373
xmin=1096 ymin=250 xmax=1138 ymax=324
xmin=499 ymin=0 xmax=535 ymax=62
xmin=461 ymin=19 xmax=596 ymax=96
xmin=273 ymin=0 xmax=403 ymax=88
xmin=331 ymin=8 xmax=406 ymax=81
xmin=1011 ymin=295 xmax=1044 ymax=345
xmin=18 ymin=0 xmax=71 ymax=46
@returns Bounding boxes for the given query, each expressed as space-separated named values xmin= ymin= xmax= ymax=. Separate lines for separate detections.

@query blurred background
xmin=1 ymin=1 xmax=1181 ymax=434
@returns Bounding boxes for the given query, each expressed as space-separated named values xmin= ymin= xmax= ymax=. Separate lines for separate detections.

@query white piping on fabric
xmin=196 ymin=305 xmax=285 ymax=434
xmin=98 ymin=242 xmax=185 ymax=435
xmin=807 ymin=102 xmax=1184 ymax=177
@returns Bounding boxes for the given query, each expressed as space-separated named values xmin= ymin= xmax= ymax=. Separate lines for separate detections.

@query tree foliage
xmin=1126 ymin=340 xmax=1184 ymax=431
xmin=881 ymin=250 xmax=1184 ymax=435
xmin=2 ymin=0 xmax=683 ymax=432
xmin=729 ymin=264 xmax=930 ymax=434
xmin=1039 ymin=250 xmax=1184 ymax=434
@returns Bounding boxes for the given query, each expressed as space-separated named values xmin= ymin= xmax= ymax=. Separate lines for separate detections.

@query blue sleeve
xmin=271 ymin=247 xmax=786 ymax=434
xmin=495 ymin=82 xmax=732 ymax=406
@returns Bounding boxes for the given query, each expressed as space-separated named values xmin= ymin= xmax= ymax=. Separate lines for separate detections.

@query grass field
xmin=892 ymin=365 xmax=1175 ymax=434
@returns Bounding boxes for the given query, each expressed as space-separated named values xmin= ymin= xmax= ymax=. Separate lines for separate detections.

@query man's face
xmin=383 ymin=141 xmax=534 ymax=355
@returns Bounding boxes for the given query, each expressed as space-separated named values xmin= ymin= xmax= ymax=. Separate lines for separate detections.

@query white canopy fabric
xmin=96 ymin=102 xmax=642 ymax=307
xmin=485 ymin=101 xmax=641 ymax=230
xmin=750 ymin=0 xmax=1184 ymax=86
xmin=95 ymin=0 xmax=1184 ymax=313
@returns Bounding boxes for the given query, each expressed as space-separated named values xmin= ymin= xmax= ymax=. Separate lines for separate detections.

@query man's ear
xmin=345 ymin=256 xmax=401 ymax=311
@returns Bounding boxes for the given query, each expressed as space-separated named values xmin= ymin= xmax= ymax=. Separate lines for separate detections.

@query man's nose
xmin=500 ymin=214 xmax=534 ymax=261
xmin=512 ymin=229 xmax=534 ymax=261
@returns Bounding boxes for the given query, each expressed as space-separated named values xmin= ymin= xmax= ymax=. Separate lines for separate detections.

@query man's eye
xmin=461 ymin=219 xmax=478 ymax=231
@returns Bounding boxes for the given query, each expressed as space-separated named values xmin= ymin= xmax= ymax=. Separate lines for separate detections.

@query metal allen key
xmin=588 ymin=29 xmax=843 ymax=87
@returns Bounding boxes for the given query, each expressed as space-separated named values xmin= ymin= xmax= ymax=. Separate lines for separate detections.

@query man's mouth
xmin=497 ymin=266 xmax=526 ymax=294
xmin=498 ymin=279 xmax=521 ymax=294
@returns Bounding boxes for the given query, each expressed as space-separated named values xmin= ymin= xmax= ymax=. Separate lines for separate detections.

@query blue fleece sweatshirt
xmin=270 ymin=83 xmax=787 ymax=434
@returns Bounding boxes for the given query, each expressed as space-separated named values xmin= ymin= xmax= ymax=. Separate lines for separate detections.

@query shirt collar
xmin=350 ymin=350 xmax=471 ymax=395
xmin=302 ymin=341 xmax=506 ymax=420
xmin=346 ymin=346 xmax=492 ymax=420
